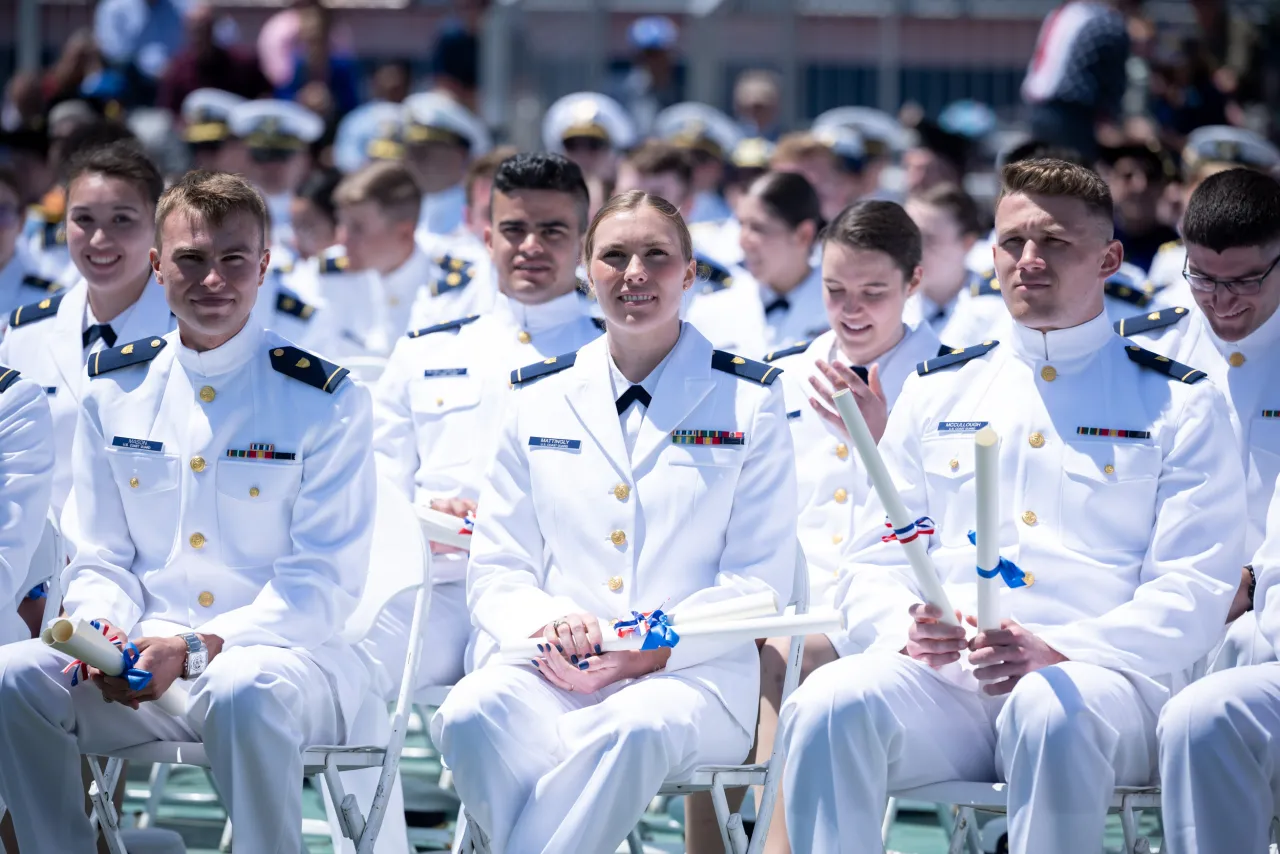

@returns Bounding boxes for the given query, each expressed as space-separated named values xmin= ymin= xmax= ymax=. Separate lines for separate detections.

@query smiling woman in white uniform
xmin=686 ymin=172 xmax=827 ymax=358
xmin=432 ymin=191 xmax=798 ymax=854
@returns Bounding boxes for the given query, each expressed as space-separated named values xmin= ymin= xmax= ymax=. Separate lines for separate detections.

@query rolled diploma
xmin=45 ymin=618 xmax=189 ymax=716
xmin=418 ymin=506 xmax=473 ymax=550
xmin=663 ymin=591 xmax=779 ymax=625
xmin=499 ymin=610 xmax=843 ymax=664
xmin=974 ymin=427 xmax=1002 ymax=632
xmin=830 ymin=389 xmax=958 ymax=626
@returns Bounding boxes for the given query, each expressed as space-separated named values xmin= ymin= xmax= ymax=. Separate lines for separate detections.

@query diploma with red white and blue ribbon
xmin=57 ymin=620 xmax=153 ymax=691
xmin=611 ymin=609 xmax=680 ymax=650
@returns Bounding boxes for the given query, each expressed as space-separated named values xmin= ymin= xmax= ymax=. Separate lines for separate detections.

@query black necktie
xmin=82 ymin=324 xmax=117 ymax=349
xmin=764 ymin=296 xmax=790 ymax=316
xmin=616 ymin=384 xmax=652 ymax=415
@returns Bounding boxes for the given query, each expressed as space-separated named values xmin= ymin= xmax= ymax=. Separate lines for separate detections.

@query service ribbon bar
xmin=1263 ymin=410 xmax=1280 ymax=418
xmin=227 ymin=442 xmax=297 ymax=461
xmin=1076 ymin=427 xmax=1152 ymax=439
xmin=672 ymin=430 xmax=745 ymax=445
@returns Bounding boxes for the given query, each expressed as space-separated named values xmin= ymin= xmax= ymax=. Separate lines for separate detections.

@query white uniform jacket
xmin=835 ymin=312 xmax=1245 ymax=710
xmin=372 ymin=291 xmax=603 ymax=583
xmin=467 ymin=324 xmax=798 ymax=730
xmin=61 ymin=322 xmax=376 ymax=733
xmin=0 ymin=280 xmax=174 ymax=518
xmin=307 ymin=246 xmax=433 ymax=360
xmin=771 ymin=324 xmax=942 ymax=609
xmin=0 ymin=257 xmax=60 ymax=316
xmin=0 ymin=371 xmax=54 ymax=646
xmin=685 ymin=264 xmax=829 ymax=360
xmin=405 ymin=232 xmax=497 ymax=334
xmin=1121 ymin=304 xmax=1280 ymax=562
xmin=416 ymin=184 xmax=466 ymax=240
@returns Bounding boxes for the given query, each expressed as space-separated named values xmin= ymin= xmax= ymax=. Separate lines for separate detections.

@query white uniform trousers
xmin=780 ymin=651 xmax=1157 ymax=854
xmin=0 ymin=639 xmax=341 ymax=854
xmin=1158 ymin=664 xmax=1280 ymax=854
xmin=1209 ymin=612 xmax=1277 ymax=672
xmin=431 ymin=663 xmax=752 ymax=854
xmin=360 ymin=581 xmax=469 ymax=700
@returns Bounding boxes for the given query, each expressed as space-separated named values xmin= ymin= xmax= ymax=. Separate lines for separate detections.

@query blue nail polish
xmin=578 ymin=660 xmax=589 ymax=670
xmin=531 ymin=660 xmax=540 ymax=667
xmin=594 ymin=644 xmax=602 ymax=654
xmin=571 ymin=654 xmax=579 ymax=664
xmin=537 ymin=644 xmax=544 ymax=652
xmin=555 ymin=644 xmax=564 ymax=653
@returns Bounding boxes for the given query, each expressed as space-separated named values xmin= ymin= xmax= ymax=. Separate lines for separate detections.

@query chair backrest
xmin=344 ymin=356 xmax=388 ymax=386
xmin=341 ymin=474 xmax=430 ymax=644
xmin=20 ymin=512 xmax=63 ymax=623
xmin=791 ymin=539 xmax=811 ymax=614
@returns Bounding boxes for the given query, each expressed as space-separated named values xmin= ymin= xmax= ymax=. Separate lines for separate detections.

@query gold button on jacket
xmin=1028 ymin=432 xmax=1045 ymax=449
xmin=1021 ymin=510 xmax=1038 ymax=526
xmin=610 ymin=530 xmax=627 ymax=546
xmin=189 ymin=532 xmax=207 ymax=549
xmin=190 ymin=456 xmax=206 ymax=473
xmin=197 ymin=591 xmax=215 ymax=607
xmin=613 ymin=483 xmax=630 ymax=501
xmin=608 ymin=576 xmax=624 ymax=591
xmin=199 ymin=386 xmax=216 ymax=403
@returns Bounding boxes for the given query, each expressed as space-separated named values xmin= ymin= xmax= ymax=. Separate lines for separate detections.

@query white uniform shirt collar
xmin=174 ymin=318 xmax=264 ymax=377
xmin=1201 ymin=301 xmax=1280 ymax=359
xmin=607 ymin=327 xmax=681 ymax=403
xmin=760 ymin=264 xmax=819 ymax=310
xmin=495 ymin=288 xmax=586 ymax=335
xmin=382 ymin=245 xmax=430 ymax=302
xmin=1009 ymin=309 xmax=1113 ymax=362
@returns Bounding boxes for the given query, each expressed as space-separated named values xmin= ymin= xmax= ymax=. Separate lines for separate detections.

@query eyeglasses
xmin=1183 ymin=252 xmax=1280 ymax=296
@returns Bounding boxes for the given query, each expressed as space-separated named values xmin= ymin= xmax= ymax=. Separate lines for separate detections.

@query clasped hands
xmin=902 ymin=603 xmax=1068 ymax=696
xmin=87 ymin=621 xmax=220 ymax=709
xmin=530 ymin=612 xmax=670 ymax=694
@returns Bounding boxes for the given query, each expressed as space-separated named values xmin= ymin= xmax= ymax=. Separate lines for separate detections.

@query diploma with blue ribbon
xmin=44 ymin=618 xmax=154 ymax=691
xmin=611 ymin=609 xmax=680 ymax=650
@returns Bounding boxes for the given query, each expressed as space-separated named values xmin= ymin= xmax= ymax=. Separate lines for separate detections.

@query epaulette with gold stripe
xmin=696 ymin=256 xmax=735 ymax=294
xmin=1104 ymin=277 xmax=1154 ymax=308
xmin=764 ymin=340 xmax=812 ymax=363
xmin=321 ymin=254 xmax=350 ymax=274
xmin=88 ymin=337 xmax=167 ymax=377
xmin=0 ymin=366 xmax=20 ymax=393
xmin=275 ymin=289 xmax=316 ymax=321
xmin=969 ymin=269 xmax=1000 ymax=297
xmin=269 ymin=346 xmax=350 ymax=393
xmin=407 ymin=315 xmax=480 ymax=339
xmin=1124 ymin=344 xmax=1207 ymax=384
xmin=432 ymin=255 xmax=475 ymax=295
xmin=9 ymin=292 xmax=65 ymax=328
xmin=20 ymin=274 xmax=59 ymax=294
xmin=1113 ymin=306 xmax=1190 ymax=338
xmin=511 ymin=352 xmax=577 ymax=387
xmin=917 ymin=340 xmax=999 ymax=376
xmin=711 ymin=350 xmax=781 ymax=385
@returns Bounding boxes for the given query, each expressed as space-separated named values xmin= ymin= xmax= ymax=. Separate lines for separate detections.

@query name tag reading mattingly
xmin=112 ymin=436 xmax=163 ymax=453
xmin=936 ymin=421 xmax=989 ymax=434
xmin=529 ymin=437 xmax=582 ymax=451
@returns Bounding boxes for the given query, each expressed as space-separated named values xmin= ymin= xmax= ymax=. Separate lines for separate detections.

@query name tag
xmin=42 ymin=387 xmax=56 ymax=396
xmin=529 ymin=436 xmax=581 ymax=451
xmin=936 ymin=421 xmax=989 ymax=434
xmin=423 ymin=368 xmax=468 ymax=378
xmin=112 ymin=436 xmax=163 ymax=453
xmin=786 ymin=409 xmax=802 ymax=420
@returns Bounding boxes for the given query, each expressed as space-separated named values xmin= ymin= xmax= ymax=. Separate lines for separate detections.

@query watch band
xmin=1247 ymin=564 xmax=1257 ymax=612
xmin=181 ymin=632 xmax=208 ymax=679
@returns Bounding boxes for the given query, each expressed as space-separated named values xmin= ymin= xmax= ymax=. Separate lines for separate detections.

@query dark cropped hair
xmin=822 ymin=200 xmax=922 ymax=280
xmin=913 ymin=183 xmax=984 ymax=238
xmin=747 ymin=170 xmax=823 ymax=236
xmin=491 ymin=152 xmax=590 ymax=233
xmin=624 ymin=141 xmax=694 ymax=189
xmin=295 ymin=168 xmax=343 ymax=225
xmin=1182 ymin=168 xmax=1280 ymax=253
xmin=65 ymin=139 xmax=164 ymax=210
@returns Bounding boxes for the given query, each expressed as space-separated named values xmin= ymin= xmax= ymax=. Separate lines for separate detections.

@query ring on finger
xmin=551 ymin=619 xmax=566 ymax=631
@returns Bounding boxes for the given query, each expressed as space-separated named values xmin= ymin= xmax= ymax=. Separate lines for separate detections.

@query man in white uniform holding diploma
xmin=779 ymin=158 xmax=1247 ymax=854
xmin=0 ymin=171 xmax=377 ymax=853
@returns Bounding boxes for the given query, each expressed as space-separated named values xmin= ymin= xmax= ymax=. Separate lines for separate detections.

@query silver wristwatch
xmin=181 ymin=632 xmax=208 ymax=680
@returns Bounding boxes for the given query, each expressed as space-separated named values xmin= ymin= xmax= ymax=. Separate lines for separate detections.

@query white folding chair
xmin=345 ymin=356 xmax=389 ymax=386
xmin=457 ymin=541 xmax=813 ymax=854
xmin=87 ymin=474 xmax=432 ymax=854
xmin=20 ymin=510 xmax=65 ymax=628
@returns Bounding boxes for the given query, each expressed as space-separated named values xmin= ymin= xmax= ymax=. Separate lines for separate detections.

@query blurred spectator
xmin=0 ymin=129 xmax=51 ymax=206
xmin=733 ymin=69 xmax=782 ymax=141
xmin=1192 ymin=0 xmax=1264 ymax=119
xmin=276 ymin=6 xmax=362 ymax=119
xmin=611 ymin=15 xmax=682 ymax=136
xmin=372 ymin=62 xmax=412 ymax=105
xmin=290 ymin=168 xmax=342 ymax=261
xmin=157 ymin=4 xmax=272 ymax=114
xmin=902 ymin=119 xmax=971 ymax=198
xmin=1096 ymin=139 xmax=1179 ymax=271
xmin=257 ymin=0 xmax=356 ymax=90
xmin=41 ymin=30 xmax=101 ymax=107
xmin=93 ymin=0 xmax=189 ymax=106
xmin=2 ymin=72 xmax=45 ymax=133
xmin=1021 ymin=0 xmax=1135 ymax=161
xmin=1147 ymin=33 xmax=1229 ymax=143
xmin=429 ymin=1 xmax=487 ymax=113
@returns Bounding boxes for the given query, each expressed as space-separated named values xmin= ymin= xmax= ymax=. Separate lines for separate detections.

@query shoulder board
xmin=269 ymin=345 xmax=350 ymax=393
xmin=271 ymin=259 xmax=295 ymax=275
xmin=1158 ymin=239 xmax=1182 ymax=254
xmin=711 ymin=350 xmax=781 ymax=385
xmin=1104 ymin=278 xmax=1153 ymax=308
xmin=9 ymin=291 xmax=66 ymax=328
xmin=1124 ymin=344 xmax=1206 ymax=384
xmin=0 ymin=366 xmax=20 ymax=394
xmin=433 ymin=256 xmax=475 ymax=295
xmin=1113 ymin=306 xmax=1191 ymax=338
xmin=510 ymin=352 xmax=577 ymax=387
xmin=969 ymin=269 xmax=1000 ymax=297
xmin=763 ymin=339 xmax=812 ymax=363
xmin=936 ymin=343 xmax=956 ymax=357
xmin=321 ymin=255 xmax=350 ymax=274
xmin=696 ymin=257 xmax=735 ymax=294
xmin=407 ymin=315 xmax=481 ymax=339
xmin=20 ymin=274 xmax=58 ymax=294
xmin=591 ymin=317 xmax=606 ymax=331
xmin=275 ymin=289 xmax=316 ymax=321
xmin=917 ymin=340 xmax=999 ymax=376
xmin=88 ymin=336 xmax=167 ymax=378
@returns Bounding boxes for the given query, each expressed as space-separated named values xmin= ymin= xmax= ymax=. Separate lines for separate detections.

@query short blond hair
xmin=770 ymin=132 xmax=836 ymax=169
xmin=996 ymin=158 xmax=1114 ymax=231
xmin=464 ymin=145 xmax=518 ymax=207
xmin=333 ymin=160 xmax=423 ymax=224
xmin=155 ymin=170 xmax=268 ymax=251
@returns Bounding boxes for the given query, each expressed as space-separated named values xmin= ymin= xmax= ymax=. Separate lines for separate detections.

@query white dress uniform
xmin=18 ymin=206 xmax=71 ymax=284
xmin=0 ymin=256 xmax=60 ymax=316
xmin=227 ymin=100 xmax=326 ymax=250
xmin=779 ymin=312 xmax=1246 ymax=854
xmin=1121 ymin=303 xmax=1280 ymax=668
xmin=902 ymin=270 xmax=987 ymax=339
xmin=0 ymin=370 xmax=54 ymax=647
xmin=431 ymin=324 xmax=796 ymax=854
xmin=1158 ymin=490 xmax=1280 ymax=854
xmin=251 ymin=248 xmax=326 ymax=353
xmin=368 ymin=291 xmax=602 ymax=692
xmin=685 ymin=263 xmax=829 ymax=360
xmin=767 ymin=323 xmax=942 ymax=614
xmin=406 ymin=230 xmax=497 ymax=332
xmin=0 ymin=279 xmax=174 ymax=520
xmin=402 ymin=93 xmax=492 ymax=240
xmin=307 ymin=245 xmax=433 ymax=360
xmin=0 ymin=321 xmax=376 ymax=853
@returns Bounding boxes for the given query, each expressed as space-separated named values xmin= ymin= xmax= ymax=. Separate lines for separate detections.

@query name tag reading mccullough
xmin=937 ymin=421 xmax=989 ymax=434
xmin=423 ymin=368 xmax=468 ymax=378
xmin=112 ymin=436 xmax=163 ymax=452
xmin=529 ymin=437 xmax=581 ymax=451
